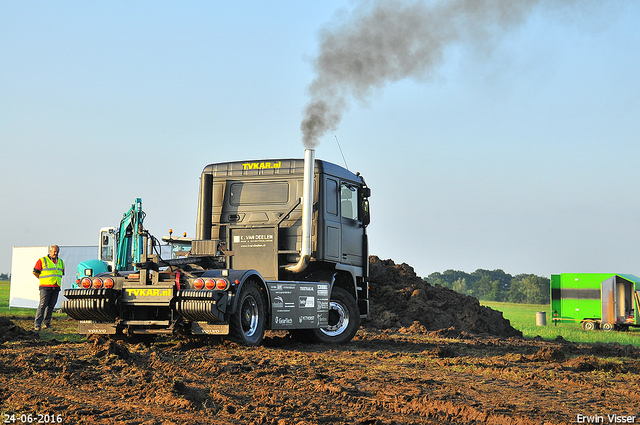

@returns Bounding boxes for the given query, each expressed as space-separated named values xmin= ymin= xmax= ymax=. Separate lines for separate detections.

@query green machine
xmin=551 ymin=273 xmax=640 ymax=331
xmin=73 ymin=199 xmax=146 ymax=288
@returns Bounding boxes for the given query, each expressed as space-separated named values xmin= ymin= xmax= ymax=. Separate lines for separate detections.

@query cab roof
xmin=201 ymin=158 xmax=362 ymax=183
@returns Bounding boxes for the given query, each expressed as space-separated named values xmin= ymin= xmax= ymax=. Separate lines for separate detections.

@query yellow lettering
xmin=126 ymin=288 xmax=173 ymax=297
xmin=242 ymin=161 xmax=282 ymax=171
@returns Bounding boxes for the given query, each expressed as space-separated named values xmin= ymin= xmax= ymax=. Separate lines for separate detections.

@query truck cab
xmin=195 ymin=154 xmax=370 ymax=314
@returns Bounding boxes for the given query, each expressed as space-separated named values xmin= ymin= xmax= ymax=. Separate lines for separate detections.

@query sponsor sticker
xmin=274 ymin=316 xmax=293 ymax=326
xmin=299 ymin=296 xmax=315 ymax=308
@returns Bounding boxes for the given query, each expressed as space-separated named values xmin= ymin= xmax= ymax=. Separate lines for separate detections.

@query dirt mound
xmin=531 ymin=346 xmax=566 ymax=362
xmin=566 ymin=356 xmax=640 ymax=373
xmin=89 ymin=335 xmax=131 ymax=360
xmin=0 ymin=317 xmax=39 ymax=344
xmin=367 ymin=256 xmax=522 ymax=338
xmin=589 ymin=342 xmax=639 ymax=358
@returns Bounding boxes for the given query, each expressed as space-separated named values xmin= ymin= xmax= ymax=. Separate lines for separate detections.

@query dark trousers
xmin=35 ymin=287 xmax=60 ymax=327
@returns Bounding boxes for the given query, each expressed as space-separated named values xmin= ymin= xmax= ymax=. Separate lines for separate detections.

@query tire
xmin=312 ymin=287 xmax=359 ymax=344
xmin=582 ymin=320 xmax=596 ymax=331
xmin=229 ymin=282 xmax=266 ymax=346
xmin=601 ymin=322 xmax=615 ymax=332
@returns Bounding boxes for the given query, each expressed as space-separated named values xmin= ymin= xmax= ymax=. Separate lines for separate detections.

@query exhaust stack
xmin=286 ymin=148 xmax=315 ymax=274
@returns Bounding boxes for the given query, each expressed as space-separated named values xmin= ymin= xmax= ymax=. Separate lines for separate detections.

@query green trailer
xmin=551 ymin=273 xmax=640 ymax=331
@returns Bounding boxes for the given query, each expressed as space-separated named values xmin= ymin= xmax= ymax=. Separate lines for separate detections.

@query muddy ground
xmin=2 ymin=258 xmax=639 ymax=424
xmin=2 ymin=326 xmax=640 ymax=425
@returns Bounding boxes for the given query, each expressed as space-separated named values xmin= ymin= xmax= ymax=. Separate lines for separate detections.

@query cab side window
xmin=341 ymin=183 xmax=358 ymax=221
xmin=326 ymin=179 xmax=338 ymax=216
xmin=100 ymin=231 xmax=114 ymax=262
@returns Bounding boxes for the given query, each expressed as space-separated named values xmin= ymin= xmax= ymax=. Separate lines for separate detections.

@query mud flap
xmin=191 ymin=322 xmax=230 ymax=335
xmin=267 ymin=281 xmax=330 ymax=330
xmin=79 ymin=321 xmax=118 ymax=335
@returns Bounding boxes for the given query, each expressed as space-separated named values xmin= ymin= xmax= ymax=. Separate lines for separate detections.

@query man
xmin=33 ymin=245 xmax=64 ymax=331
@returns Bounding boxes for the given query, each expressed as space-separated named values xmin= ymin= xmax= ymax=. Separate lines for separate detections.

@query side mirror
xmin=359 ymin=187 xmax=371 ymax=227
xmin=361 ymin=199 xmax=370 ymax=227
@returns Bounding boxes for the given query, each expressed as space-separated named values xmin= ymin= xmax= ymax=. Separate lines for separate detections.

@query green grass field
xmin=482 ymin=301 xmax=640 ymax=347
xmin=0 ymin=280 xmax=37 ymax=316
xmin=0 ymin=280 xmax=83 ymax=341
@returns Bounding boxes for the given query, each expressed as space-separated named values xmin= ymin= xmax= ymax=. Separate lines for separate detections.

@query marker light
xmin=205 ymin=278 xmax=216 ymax=290
xmin=92 ymin=278 xmax=103 ymax=289
xmin=81 ymin=278 xmax=92 ymax=289
xmin=103 ymin=278 xmax=114 ymax=289
xmin=193 ymin=278 xmax=204 ymax=290
xmin=216 ymin=278 xmax=229 ymax=291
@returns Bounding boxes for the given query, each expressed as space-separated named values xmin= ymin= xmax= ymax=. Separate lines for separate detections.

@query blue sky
xmin=2 ymin=1 xmax=639 ymax=279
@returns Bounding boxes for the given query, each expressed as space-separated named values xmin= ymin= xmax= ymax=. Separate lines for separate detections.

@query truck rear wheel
xmin=582 ymin=320 xmax=597 ymax=331
xmin=601 ymin=322 xmax=615 ymax=332
xmin=229 ymin=282 xmax=265 ymax=346
xmin=312 ymin=287 xmax=359 ymax=344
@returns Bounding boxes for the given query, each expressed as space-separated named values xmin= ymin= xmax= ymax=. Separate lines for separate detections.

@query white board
xmin=10 ymin=246 xmax=98 ymax=309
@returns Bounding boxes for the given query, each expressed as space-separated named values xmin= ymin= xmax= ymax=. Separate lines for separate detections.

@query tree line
xmin=426 ymin=269 xmax=550 ymax=304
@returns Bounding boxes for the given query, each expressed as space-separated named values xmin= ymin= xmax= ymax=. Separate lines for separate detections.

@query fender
xmin=201 ymin=269 xmax=269 ymax=314
xmin=334 ymin=264 xmax=360 ymax=295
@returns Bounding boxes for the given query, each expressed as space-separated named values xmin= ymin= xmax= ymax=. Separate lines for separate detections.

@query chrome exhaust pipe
xmin=286 ymin=148 xmax=315 ymax=274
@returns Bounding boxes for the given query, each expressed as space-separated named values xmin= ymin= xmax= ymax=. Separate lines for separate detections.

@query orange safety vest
xmin=39 ymin=256 xmax=64 ymax=288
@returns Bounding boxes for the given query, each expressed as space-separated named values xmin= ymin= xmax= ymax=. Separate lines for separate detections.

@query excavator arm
xmin=115 ymin=198 xmax=145 ymax=272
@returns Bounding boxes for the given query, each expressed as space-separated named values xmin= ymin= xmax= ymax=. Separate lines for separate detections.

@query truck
xmin=73 ymin=199 xmax=146 ymax=287
xmin=551 ymin=273 xmax=640 ymax=331
xmin=62 ymin=149 xmax=371 ymax=345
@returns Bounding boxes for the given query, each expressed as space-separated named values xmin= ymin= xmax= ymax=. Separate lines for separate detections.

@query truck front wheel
xmin=313 ymin=287 xmax=359 ymax=344
xmin=230 ymin=282 xmax=265 ymax=346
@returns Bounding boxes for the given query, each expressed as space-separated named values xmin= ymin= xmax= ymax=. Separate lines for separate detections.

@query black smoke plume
xmin=301 ymin=0 xmax=576 ymax=148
